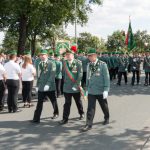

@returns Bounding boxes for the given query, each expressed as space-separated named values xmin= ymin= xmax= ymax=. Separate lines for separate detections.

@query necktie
xmin=42 ymin=61 xmax=45 ymax=68
xmin=68 ymin=61 xmax=72 ymax=67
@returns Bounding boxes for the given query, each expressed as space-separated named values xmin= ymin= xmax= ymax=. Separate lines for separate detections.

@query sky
xmin=66 ymin=0 xmax=150 ymax=40
xmin=0 ymin=0 xmax=150 ymax=44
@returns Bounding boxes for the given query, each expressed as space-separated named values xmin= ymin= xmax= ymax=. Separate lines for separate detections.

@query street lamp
xmin=75 ymin=0 xmax=77 ymax=45
xmin=144 ymin=42 xmax=148 ymax=52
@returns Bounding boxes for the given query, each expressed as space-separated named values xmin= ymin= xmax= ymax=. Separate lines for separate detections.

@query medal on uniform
xmin=68 ymin=60 xmax=77 ymax=73
xmin=72 ymin=65 xmax=77 ymax=73
xmin=43 ymin=62 xmax=48 ymax=73
xmin=89 ymin=60 xmax=100 ymax=76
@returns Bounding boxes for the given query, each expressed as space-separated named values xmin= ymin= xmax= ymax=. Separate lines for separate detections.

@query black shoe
xmin=79 ymin=114 xmax=85 ymax=120
xmin=0 ymin=107 xmax=4 ymax=111
xmin=51 ymin=114 xmax=59 ymax=119
xmin=59 ymin=119 xmax=68 ymax=125
xmin=13 ymin=109 xmax=21 ymax=113
xmin=30 ymin=120 xmax=40 ymax=124
xmin=8 ymin=110 xmax=12 ymax=113
xmin=81 ymin=125 xmax=92 ymax=132
xmin=103 ymin=119 xmax=109 ymax=125
xmin=144 ymin=83 xmax=148 ymax=86
xmin=117 ymin=83 xmax=121 ymax=86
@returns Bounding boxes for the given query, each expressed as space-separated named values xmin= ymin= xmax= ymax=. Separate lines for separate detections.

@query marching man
xmin=82 ymin=48 xmax=110 ymax=132
xmin=59 ymin=46 xmax=85 ymax=125
xmin=31 ymin=49 xmax=59 ymax=123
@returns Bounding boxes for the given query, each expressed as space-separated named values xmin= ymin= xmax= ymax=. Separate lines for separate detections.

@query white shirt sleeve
xmin=16 ymin=64 xmax=21 ymax=74
xmin=0 ymin=64 xmax=5 ymax=74
xmin=30 ymin=65 xmax=36 ymax=74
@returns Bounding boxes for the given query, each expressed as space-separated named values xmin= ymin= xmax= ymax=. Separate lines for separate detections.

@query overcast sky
xmin=66 ymin=0 xmax=150 ymax=40
xmin=0 ymin=0 xmax=150 ymax=44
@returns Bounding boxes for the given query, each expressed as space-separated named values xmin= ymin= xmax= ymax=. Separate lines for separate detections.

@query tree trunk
xmin=18 ymin=14 xmax=27 ymax=55
xmin=52 ymin=37 xmax=56 ymax=51
xmin=31 ymin=35 xmax=36 ymax=56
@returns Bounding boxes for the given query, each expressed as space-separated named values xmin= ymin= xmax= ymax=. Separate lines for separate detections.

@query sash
xmin=64 ymin=61 xmax=87 ymax=100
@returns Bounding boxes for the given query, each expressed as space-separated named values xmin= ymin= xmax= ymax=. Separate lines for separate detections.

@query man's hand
xmin=35 ymin=87 xmax=38 ymax=92
xmin=72 ymin=87 xmax=77 ymax=91
xmin=44 ymin=85 xmax=49 ymax=91
xmin=103 ymin=91 xmax=108 ymax=99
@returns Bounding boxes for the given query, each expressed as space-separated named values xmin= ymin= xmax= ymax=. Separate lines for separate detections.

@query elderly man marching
xmin=82 ymin=48 xmax=110 ymax=132
xmin=59 ymin=46 xmax=85 ymax=125
xmin=31 ymin=49 xmax=59 ymax=124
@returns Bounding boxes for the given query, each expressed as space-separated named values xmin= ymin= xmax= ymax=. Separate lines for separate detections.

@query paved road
xmin=0 ymin=73 xmax=150 ymax=150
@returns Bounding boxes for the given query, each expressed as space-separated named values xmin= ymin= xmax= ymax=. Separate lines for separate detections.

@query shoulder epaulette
xmin=75 ymin=59 xmax=82 ymax=64
xmin=99 ymin=60 xmax=106 ymax=65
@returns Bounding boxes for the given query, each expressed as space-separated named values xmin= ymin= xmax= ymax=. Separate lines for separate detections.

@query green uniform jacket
xmin=55 ymin=60 xmax=62 ymax=79
xmin=111 ymin=56 xmax=119 ymax=68
xmin=143 ymin=57 xmax=150 ymax=72
xmin=36 ymin=60 xmax=56 ymax=92
xmin=99 ymin=56 xmax=112 ymax=69
xmin=86 ymin=60 xmax=110 ymax=95
xmin=130 ymin=57 xmax=141 ymax=71
xmin=118 ymin=57 xmax=129 ymax=72
xmin=77 ymin=56 xmax=89 ymax=72
xmin=63 ymin=59 xmax=83 ymax=93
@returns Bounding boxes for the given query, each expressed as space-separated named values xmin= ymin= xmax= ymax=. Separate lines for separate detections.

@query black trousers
xmin=33 ymin=91 xmax=59 ymax=121
xmin=81 ymin=72 xmax=86 ymax=88
xmin=109 ymin=68 xmax=114 ymax=81
xmin=0 ymin=80 xmax=6 ymax=109
xmin=114 ymin=67 xmax=119 ymax=79
xmin=61 ymin=77 xmax=64 ymax=95
xmin=55 ymin=78 xmax=61 ymax=97
xmin=63 ymin=92 xmax=84 ymax=120
xmin=128 ymin=64 xmax=131 ymax=73
xmin=118 ymin=72 xmax=127 ymax=85
xmin=145 ymin=72 xmax=150 ymax=85
xmin=22 ymin=81 xmax=33 ymax=103
xmin=131 ymin=70 xmax=140 ymax=85
xmin=86 ymin=94 xmax=109 ymax=127
xmin=6 ymin=79 xmax=19 ymax=112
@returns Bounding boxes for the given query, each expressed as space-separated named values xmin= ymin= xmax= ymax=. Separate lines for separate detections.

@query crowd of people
xmin=0 ymin=47 xmax=150 ymax=131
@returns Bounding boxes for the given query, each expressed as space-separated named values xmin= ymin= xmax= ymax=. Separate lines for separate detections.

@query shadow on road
xmin=109 ymin=76 xmax=150 ymax=96
xmin=0 ymin=120 xmax=149 ymax=150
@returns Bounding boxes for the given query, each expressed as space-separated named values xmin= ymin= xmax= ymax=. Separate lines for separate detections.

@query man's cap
xmin=39 ymin=49 xmax=48 ymax=55
xmin=87 ymin=48 xmax=96 ymax=55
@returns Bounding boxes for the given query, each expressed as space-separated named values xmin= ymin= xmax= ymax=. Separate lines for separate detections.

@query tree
xmin=0 ymin=0 xmax=103 ymax=55
xmin=106 ymin=30 xmax=126 ymax=52
xmin=134 ymin=30 xmax=150 ymax=52
xmin=77 ymin=32 xmax=105 ymax=52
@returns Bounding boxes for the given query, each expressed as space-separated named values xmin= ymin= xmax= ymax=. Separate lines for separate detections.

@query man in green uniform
xmin=117 ymin=52 xmax=129 ymax=85
xmin=59 ymin=46 xmax=85 ymax=125
xmin=143 ymin=51 xmax=150 ymax=86
xmin=130 ymin=52 xmax=141 ymax=85
xmin=31 ymin=49 xmax=59 ymax=123
xmin=55 ymin=53 xmax=62 ymax=98
xmin=77 ymin=50 xmax=89 ymax=88
xmin=82 ymin=48 xmax=110 ymax=131
xmin=49 ymin=50 xmax=55 ymax=61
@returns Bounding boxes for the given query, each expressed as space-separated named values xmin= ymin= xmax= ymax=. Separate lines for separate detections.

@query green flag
xmin=125 ymin=21 xmax=135 ymax=51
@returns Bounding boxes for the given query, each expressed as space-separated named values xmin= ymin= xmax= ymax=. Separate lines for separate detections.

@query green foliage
xmin=106 ymin=30 xmax=126 ymax=52
xmin=134 ymin=30 xmax=150 ymax=52
xmin=77 ymin=32 xmax=106 ymax=52
xmin=0 ymin=0 xmax=103 ymax=55
xmin=2 ymin=31 xmax=18 ymax=53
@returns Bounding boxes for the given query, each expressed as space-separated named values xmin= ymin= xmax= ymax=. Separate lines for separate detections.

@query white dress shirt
xmin=0 ymin=63 xmax=5 ymax=80
xmin=4 ymin=60 xmax=21 ymax=80
xmin=21 ymin=64 xmax=36 ymax=81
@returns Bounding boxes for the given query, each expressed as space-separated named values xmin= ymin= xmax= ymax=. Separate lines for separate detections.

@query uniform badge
xmin=72 ymin=65 xmax=77 ymax=73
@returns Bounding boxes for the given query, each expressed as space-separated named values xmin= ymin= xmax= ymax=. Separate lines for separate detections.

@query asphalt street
xmin=0 ymin=72 xmax=150 ymax=150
